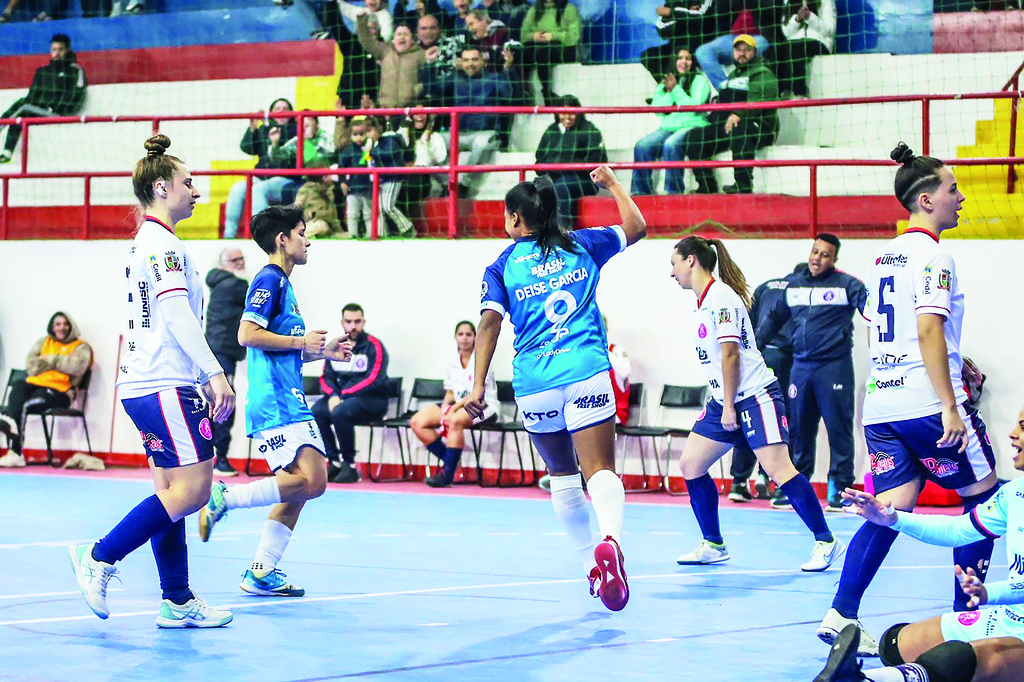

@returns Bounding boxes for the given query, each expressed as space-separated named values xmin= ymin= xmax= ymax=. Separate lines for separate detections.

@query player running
xmin=466 ymin=166 xmax=646 ymax=612
xmin=197 ymin=205 xmax=352 ymax=597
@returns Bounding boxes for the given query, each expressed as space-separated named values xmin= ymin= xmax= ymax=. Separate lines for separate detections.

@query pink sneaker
xmin=593 ymin=536 xmax=629 ymax=611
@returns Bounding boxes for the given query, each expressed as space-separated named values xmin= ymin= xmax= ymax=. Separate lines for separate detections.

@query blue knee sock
xmin=151 ymin=518 xmax=193 ymax=605
xmin=92 ymin=494 xmax=173 ymax=565
xmin=781 ymin=475 xmax=834 ymax=543
xmin=443 ymin=447 xmax=462 ymax=471
xmin=831 ymin=521 xmax=900 ymax=618
xmin=685 ymin=474 xmax=723 ymax=545
xmin=426 ymin=438 xmax=447 ymax=460
xmin=953 ymin=486 xmax=998 ymax=611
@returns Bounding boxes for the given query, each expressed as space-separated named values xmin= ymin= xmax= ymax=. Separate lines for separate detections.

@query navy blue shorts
xmin=122 ymin=386 xmax=215 ymax=468
xmin=692 ymin=382 xmax=789 ymax=451
xmin=866 ymin=405 xmax=996 ymax=494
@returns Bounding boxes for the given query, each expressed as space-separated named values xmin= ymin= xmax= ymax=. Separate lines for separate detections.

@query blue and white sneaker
xmin=68 ymin=542 xmax=119 ymax=619
xmin=240 ymin=568 xmax=305 ymax=597
xmin=155 ymin=595 xmax=233 ymax=628
xmin=198 ymin=481 xmax=228 ymax=542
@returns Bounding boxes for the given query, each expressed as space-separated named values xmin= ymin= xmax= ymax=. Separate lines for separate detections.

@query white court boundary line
xmin=0 ymin=564 xmax=966 ymax=627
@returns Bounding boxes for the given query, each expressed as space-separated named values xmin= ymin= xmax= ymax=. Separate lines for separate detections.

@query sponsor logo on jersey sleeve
xmin=149 ymin=254 xmax=162 ymax=282
xmin=250 ymin=288 xmax=272 ymax=306
xmin=938 ymin=269 xmax=951 ymax=291
xmin=480 ymin=280 xmax=489 ymax=301
xmin=164 ymin=251 xmax=182 ymax=272
xmin=718 ymin=308 xmax=731 ymax=323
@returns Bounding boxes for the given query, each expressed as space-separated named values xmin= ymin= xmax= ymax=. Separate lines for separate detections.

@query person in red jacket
xmin=311 ymin=303 xmax=390 ymax=483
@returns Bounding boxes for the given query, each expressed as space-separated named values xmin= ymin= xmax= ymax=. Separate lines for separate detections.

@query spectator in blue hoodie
xmin=371 ymin=116 xmax=417 ymax=237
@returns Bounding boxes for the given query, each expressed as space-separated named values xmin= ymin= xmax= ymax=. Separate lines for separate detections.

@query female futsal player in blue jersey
xmin=69 ymin=134 xmax=236 ymax=628
xmin=466 ymin=165 xmax=646 ymax=612
xmin=670 ymin=236 xmax=843 ymax=573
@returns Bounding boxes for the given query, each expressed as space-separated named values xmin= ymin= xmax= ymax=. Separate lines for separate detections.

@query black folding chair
xmin=391 ymin=378 xmax=446 ymax=477
xmin=0 ymin=370 xmax=28 ymax=454
xmin=2 ymin=368 xmax=94 ymax=466
xmin=471 ymin=380 xmax=539 ymax=488
xmin=365 ymin=377 xmax=413 ymax=482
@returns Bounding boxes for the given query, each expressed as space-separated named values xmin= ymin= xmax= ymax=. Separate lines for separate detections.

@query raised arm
xmin=589 ymin=164 xmax=646 ymax=245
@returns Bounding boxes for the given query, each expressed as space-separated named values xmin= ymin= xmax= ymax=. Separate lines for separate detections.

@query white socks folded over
xmin=224 ymin=477 xmax=282 ymax=510
xmin=549 ymin=469 xmax=627 ymax=573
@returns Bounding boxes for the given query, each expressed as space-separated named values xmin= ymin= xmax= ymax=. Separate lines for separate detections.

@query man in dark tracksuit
xmin=757 ymin=234 xmax=868 ymax=511
xmin=312 ymin=303 xmax=390 ymax=484
xmin=0 ymin=33 xmax=87 ymax=164
xmin=728 ymin=262 xmax=806 ymax=507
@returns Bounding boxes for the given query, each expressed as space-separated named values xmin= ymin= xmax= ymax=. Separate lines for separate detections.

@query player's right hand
xmin=840 ymin=487 xmax=898 ymax=526
xmin=304 ymin=330 xmax=327 ymax=356
xmin=590 ymin=165 xmax=619 ymax=190
xmin=938 ymin=404 xmax=968 ymax=453
xmin=464 ymin=386 xmax=487 ymax=421
xmin=207 ymin=373 xmax=236 ymax=424
xmin=955 ymin=564 xmax=987 ymax=609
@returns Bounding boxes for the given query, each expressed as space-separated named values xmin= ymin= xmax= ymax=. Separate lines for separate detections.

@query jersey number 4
xmin=876 ymin=276 xmax=895 ymax=343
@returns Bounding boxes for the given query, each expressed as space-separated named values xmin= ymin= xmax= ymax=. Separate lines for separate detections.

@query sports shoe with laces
xmin=593 ymin=536 xmax=628 ymax=611
xmin=826 ymin=496 xmax=846 ymax=513
xmin=0 ymin=451 xmax=26 ymax=468
xmin=801 ymin=537 xmax=846 ymax=572
xmin=676 ymin=539 xmax=730 ymax=565
xmin=754 ymin=472 xmax=771 ymax=500
xmin=155 ymin=595 xmax=233 ymax=628
xmin=727 ymin=482 xmax=753 ymax=502
xmin=770 ymin=490 xmax=792 ymax=509
xmin=214 ymin=458 xmax=238 ymax=477
xmin=240 ymin=568 xmax=305 ymax=596
xmin=198 ymin=481 xmax=228 ymax=542
xmin=0 ymin=412 xmax=18 ymax=437
xmin=814 ymin=624 xmax=866 ymax=682
xmin=68 ymin=542 xmax=119 ymax=619
xmin=817 ymin=608 xmax=879 ymax=657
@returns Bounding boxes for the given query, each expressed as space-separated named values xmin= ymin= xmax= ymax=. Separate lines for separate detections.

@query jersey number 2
xmin=877 ymin=276 xmax=895 ymax=343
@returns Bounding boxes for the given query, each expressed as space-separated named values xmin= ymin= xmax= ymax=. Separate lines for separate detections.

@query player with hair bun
xmin=816 ymin=143 xmax=1000 ymax=656
xmin=69 ymin=134 xmax=236 ymax=628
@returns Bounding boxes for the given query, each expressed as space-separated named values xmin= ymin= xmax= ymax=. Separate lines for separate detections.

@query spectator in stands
xmin=464 ymin=8 xmax=510 ymax=72
xmin=393 ymin=0 xmax=445 ymax=30
xmin=416 ymin=13 xmax=443 ymax=52
xmin=419 ymin=46 xmax=514 ymax=198
xmin=357 ymin=18 xmax=426 ymax=108
xmin=372 ymin=116 xmax=417 ymax=237
xmin=684 ymin=35 xmax=779 ymax=194
xmin=312 ymin=303 xmax=390 ymax=484
xmin=403 ymin=103 xmax=448 ymax=205
xmin=692 ymin=1 xmax=773 ymax=91
xmin=223 ymin=98 xmax=298 ymax=239
xmin=769 ymin=0 xmax=836 ymax=98
xmin=641 ymin=1 xmax=699 ymax=80
xmin=632 ymin=48 xmax=712 ymax=196
xmin=409 ymin=320 xmax=498 ymax=488
xmin=0 ymin=312 xmax=93 ymax=468
xmin=267 ymin=114 xmax=336 ymax=204
xmin=329 ymin=0 xmax=394 ymax=108
xmin=204 ymin=248 xmax=249 ymax=477
xmin=450 ymin=0 xmax=474 ymax=33
xmin=338 ymin=116 xmax=377 ymax=238
xmin=535 ymin=94 xmax=608 ymax=228
xmin=0 ymin=0 xmax=69 ymax=21
xmin=295 ymin=172 xmax=344 ymax=238
xmin=0 ymin=34 xmax=86 ymax=165
xmin=482 ymin=0 xmax=529 ymax=34
xmin=520 ymin=0 xmax=581 ymax=105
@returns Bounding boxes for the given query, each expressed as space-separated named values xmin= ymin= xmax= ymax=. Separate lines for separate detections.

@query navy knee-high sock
xmin=685 ymin=474 xmax=723 ymax=545
xmin=151 ymin=518 xmax=193 ymax=605
xmin=443 ymin=447 xmax=462 ymax=471
xmin=953 ymin=486 xmax=999 ymax=611
xmin=426 ymin=438 xmax=446 ymax=460
xmin=92 ymin=494 xmax=174 ymax=565
xmin=780 ymin=475 xmax=834 ymax=543
xmin=831 ymin=520 xmax=900 ymax=618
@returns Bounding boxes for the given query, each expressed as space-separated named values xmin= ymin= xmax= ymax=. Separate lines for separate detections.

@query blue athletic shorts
xmin=865 ymin=405 xmax=996 ymax=495
xmin=122 ymin=386 xmax=215 ymax=468
xmin=692 ymin=381 xmax=789 ymax=450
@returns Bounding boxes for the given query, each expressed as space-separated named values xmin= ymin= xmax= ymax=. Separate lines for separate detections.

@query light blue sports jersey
xmin=480 ymin=226 xmax=627 ymax=396
xmin=241 ymin=264 xmax=313 ymax=435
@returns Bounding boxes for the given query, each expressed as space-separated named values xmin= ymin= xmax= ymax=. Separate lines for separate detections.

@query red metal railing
xmin=1001 ymin=60 xmax=1024 ymax=193
xmin=1 ymin=91 xmax=1022 ymax=241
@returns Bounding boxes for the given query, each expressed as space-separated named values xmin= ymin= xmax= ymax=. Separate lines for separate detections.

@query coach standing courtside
xmin=756 ymin=234 xmax=867 ymax=511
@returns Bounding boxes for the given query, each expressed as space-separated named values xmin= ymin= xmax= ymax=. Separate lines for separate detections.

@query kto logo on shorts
xmin=573 ymin=394 xmax=609 ymax=409
xmin=957 ymin=611 xmax=981 ymax=626
xmin=921 ymin=457 xmax=959 ymax=478
xmin=140 ymin=431 xmax=164 ymax=452
xmin=870 ymin=451 xmax=895 ymax=475
xmin=523 ymin=410 xmax=560 ymax=421
xmin=198 ymin=418 xmax=213 ymax=441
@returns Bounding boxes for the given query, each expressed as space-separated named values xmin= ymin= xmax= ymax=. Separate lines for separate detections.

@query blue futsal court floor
xmin=0 ymin=471 xmax=1006 ymax=682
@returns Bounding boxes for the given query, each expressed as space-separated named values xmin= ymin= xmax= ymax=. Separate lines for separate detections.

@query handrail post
xmin=83 ymin=175 xmax=92 ymax=239
xmin=809 ymin=164 xmax=818 ymax=239
xmin=1 ymin=177 xmax=8 ymax=240
xmin=447 ymin=112 xmax=460 ymax=238
xmin=296 ymin=112 xmax=305 ymax=171
xmin=371 ymin=170 xmax=381 ymax=240
xmin=922 ymin=98 xmax=931 ymax=156
xmin=519 ymin=169 xmax=526 ymax=183
xmin=1009 ymin=79 xmax=1019 ymax=194
xmin=152 ymin=119 xmax=160 ymax=135
xmin=20 ymin=122 xmax=28 ymax=174
xmin=242 ymin=175 xmax=253 ymax=239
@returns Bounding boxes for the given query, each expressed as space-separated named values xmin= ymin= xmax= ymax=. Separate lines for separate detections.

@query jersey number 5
xmin=877 ymin=276 xmax=895 ymax=343
xmin=544 ymin=290 xmax=578 ymax=342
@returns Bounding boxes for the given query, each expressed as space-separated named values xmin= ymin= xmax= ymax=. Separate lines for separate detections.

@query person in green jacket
xmin=684 ymin=34 xmax=779 ymax=194
xmin=520 ymin=0 xmax=581 ymax=105
xmin=534 ymin=94 xmax=608 ymax=229
xmin=632 ymin=48 xmax=712 ymax=196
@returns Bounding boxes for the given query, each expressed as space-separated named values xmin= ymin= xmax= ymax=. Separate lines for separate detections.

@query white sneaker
xmin=0 ymin=412 xmax=18 ymax=437
xmin=68 ymin=542 xmax=118 ymax=619
xmin=0 ymin=151 xmax=11 ymax=164
xmin=0 ymin=451 xmax=26 ymax=467
xmin=676 ymin=539 xmax=730 ymax=565
xmin=155 ymin=595 xmax=233 ymax=628
xmin=817 ymin=607 xmax=879 ymax=657
xmin=801 ymin=537 xmax=846 ymax=572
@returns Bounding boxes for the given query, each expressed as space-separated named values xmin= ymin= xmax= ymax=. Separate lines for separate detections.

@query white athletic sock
xmin=224 ymin=478 xmax=281 ymax=510
xmin=864 ymin=664 xmax=929 ymax=682
xmin=550 ymin=473 xmax=597 ymax=573
xmin=586 ymin=469 xmax=625 ymax=545
xmin=251 ymin=519 xmax=292 ymax=576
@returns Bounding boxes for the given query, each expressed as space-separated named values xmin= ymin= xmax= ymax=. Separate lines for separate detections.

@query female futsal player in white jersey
xmin=669 ymin=236 xmax=843 ymax=572
xmin=69 ymin=135 xmax=236 ymax=628
xmin=815 ymin=143 xmax=999 ymax=656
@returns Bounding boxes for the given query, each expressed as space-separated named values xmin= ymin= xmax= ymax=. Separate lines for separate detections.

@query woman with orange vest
xmin=0 ymin=311 xmax=93 ymax=467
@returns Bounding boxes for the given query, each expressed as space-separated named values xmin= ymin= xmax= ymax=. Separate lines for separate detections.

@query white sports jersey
xmin=862 ymin=230 xmax=968 ymax=425
xmin=693 ymin=279 xmax=776 ymax=403
xmin=444 ymin=350 xmax=498 ymax=408
xmin=117 ymin=218 xmax=211 ymax=399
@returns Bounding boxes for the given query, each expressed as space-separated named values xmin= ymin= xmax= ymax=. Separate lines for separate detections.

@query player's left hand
xmin=326 ymin=333 xmax=354 ymax=361
xmin=955 ymin=564 xmax=987 ymax=609
xmin=720 ymin=405 xmax=738 ymax=431
xmin=464 ymin=385 xmax=487 ymax=421
xmin=840 ymin=487 xmax=898 ymax=526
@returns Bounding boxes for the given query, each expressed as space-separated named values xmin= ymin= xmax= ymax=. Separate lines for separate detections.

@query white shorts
xmin=252 ymin=420 xmax=327 ymax=472
xmin=516 ymin=371 xmax=615 ymax=434
xmin=940 ymin=607 xmax=1024 ymax=644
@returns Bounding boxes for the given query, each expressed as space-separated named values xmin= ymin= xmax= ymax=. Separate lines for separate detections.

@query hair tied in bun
xmin=890 ymin=142 xmax=915 ymax=166
xmin=144 ymin=134 xmax=171 ymax=157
